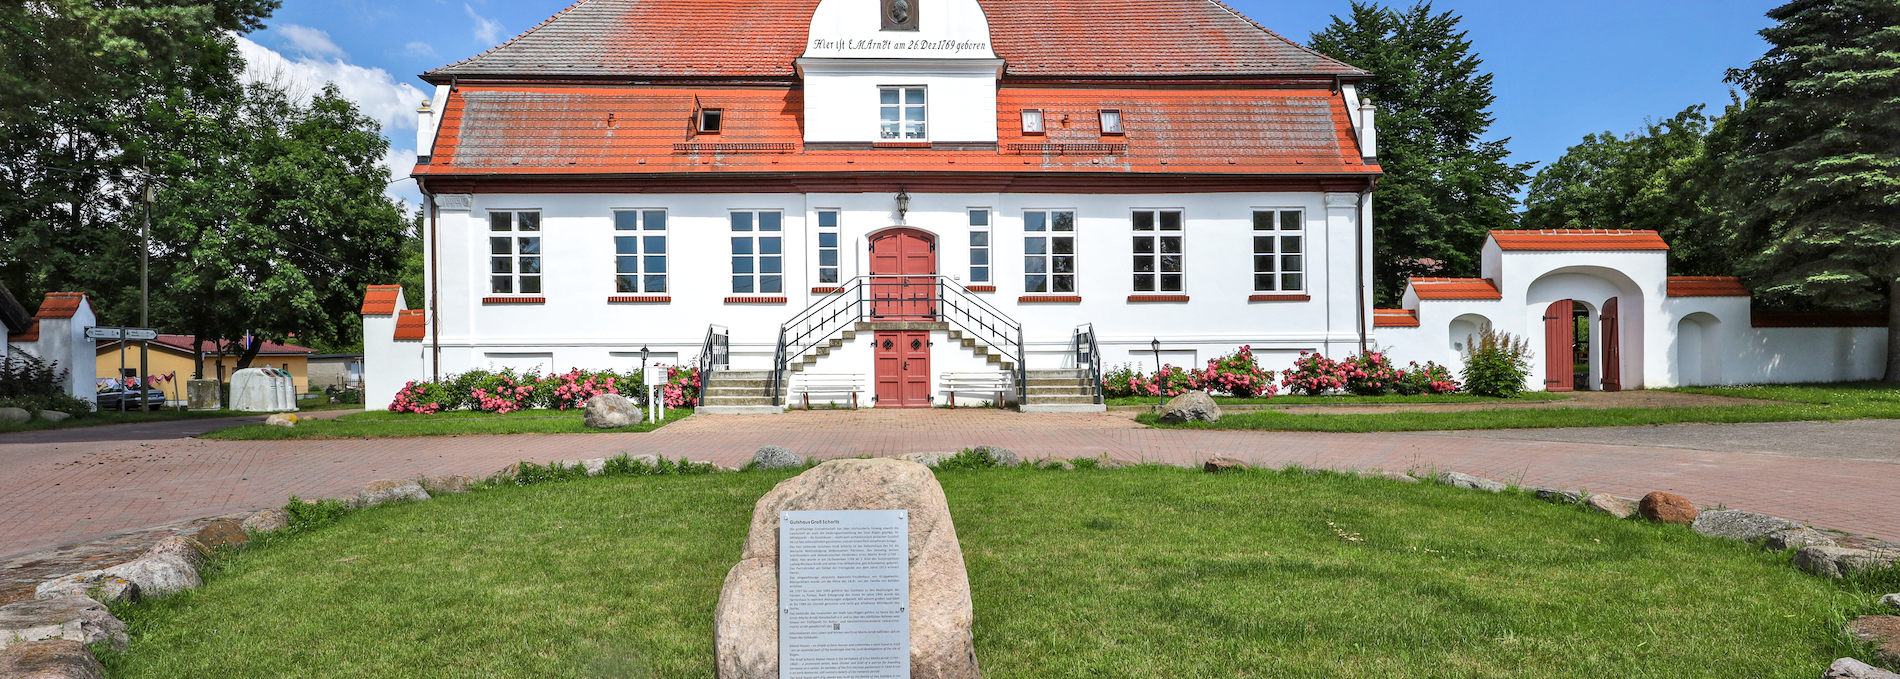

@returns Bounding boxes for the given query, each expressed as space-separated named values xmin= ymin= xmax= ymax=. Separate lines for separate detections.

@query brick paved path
xmin=3 ymin=410 xmax=1896 ymax=567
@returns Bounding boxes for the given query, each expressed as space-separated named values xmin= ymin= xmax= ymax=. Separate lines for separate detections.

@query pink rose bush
xmin=1282 ymin=350 xmax=1462 ymax=397
xmin=386 ymin=367 xmax=672 ymax=414
xmin=1394 ymin=361 xmax=1461 ymax=395
xmin=1282 ymin=352 xmax=1348 ymax=396
xmin=1188 ymin=345 xmax=1279 ymax=398
xmin=390 ymin=380 xmax=449 ymax=414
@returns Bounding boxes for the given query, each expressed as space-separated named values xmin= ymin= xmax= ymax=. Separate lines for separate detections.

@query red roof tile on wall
xmin=1374 ymin=309 xmax=1419 ymax=327
xmin=1490 ymin=230 xmax=1670 ymax=252
xmin=9 ymin=320 xmax=38 ymax=343
xmin=33 ymin=292 xmax=85 ymax=319
xmin=394 ymin=310 xmax=427 ymax=341
xmin=1409 ymin=278 xmax=1501 ymax=301
xmin=1667 ymin=276 xmax=1749 ymax=297
xmin=423 ymin=0 xmax=1364 ymax=81
xmin=362 ymin=285 xmax=402 ymax=315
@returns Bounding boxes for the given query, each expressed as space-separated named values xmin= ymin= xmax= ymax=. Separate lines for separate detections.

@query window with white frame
xmin=1253 ymin=210 xmax=1304 ymax=292
xmin=489 ymin=211 xmax=541 ymax=294
xmin=614 ymin=210 xmax=667 ymax=293
xmin=1132 ymin=210 xmax=1183 ymax=292
xmin=1100 ymin=109 xmax=1124 ymax=135
xmin=816 ymin=210 xmax=840 ymax=285
xmin=1021 ymin=109 xmax=1044 ymax=134
xmin=731 ymin=211 xmax=783 ymax=294
xmin=1023 ymin=210 xmax=1075 ymax=293
xmin=879 ymin=86 xmax=926 ymax=140
xmin=968 ymin=209 xmax=991 ymax=284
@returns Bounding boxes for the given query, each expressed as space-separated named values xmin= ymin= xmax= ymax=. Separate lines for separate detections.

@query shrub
xmin=1190 ymin=345 xmax=1278 ymax=398
xmin=662 ymin=365 xmax=701 ymax=408
xmin=1282 ymin=351 xmax=1347 ymax=396
xmin=1101 ymin=363 xmax=1142 ymax=399
xmin=0 ymin=349 xmax=92 ymax=416
xmin=1462 ymin=325 xmax=1533 ymax=398
xmin=1395 ymin=361 xmax=1461 ymax=395
xmin=1341 ymin=351 xmax=1401 ymax=396
xmin=389 ymin=380 xmax=451 ymax=414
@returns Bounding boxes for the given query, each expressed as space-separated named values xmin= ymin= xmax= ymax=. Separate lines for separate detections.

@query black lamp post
xmin=639 ymin=344 xmax=651 ymax=407
xmin=1151 ymin=337 xmax=1164 ymax=407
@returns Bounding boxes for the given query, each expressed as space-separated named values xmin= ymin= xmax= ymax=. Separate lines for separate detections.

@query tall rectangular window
xmin=614 ymin=210 xmax=667 ymax=293
xmin=1132 ymin=210 xmax=1183 ymax=292
xmin=968 ymin=209 xmax=990 ymax=284
xmin=879 ymin=86 xmax=927 ymax=141
xmin=1253 ymin=210 xmax=1304 ymax=292
xmin=489 ymin=211 xmax=541 ymax=294
xmin=817 ymin=210 xmax=840 ymax=285
xmin=731 ymin=211 xmax=783 ymax=294
xmin=1023 ymin=209 xmax=1076 ymax=293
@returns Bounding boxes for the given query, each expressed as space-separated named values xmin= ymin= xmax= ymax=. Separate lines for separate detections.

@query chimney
xmin=416 ymin=99 xmax=436 ymax=159
xmin=1358 ymin=101 xmax=1377 ymax=163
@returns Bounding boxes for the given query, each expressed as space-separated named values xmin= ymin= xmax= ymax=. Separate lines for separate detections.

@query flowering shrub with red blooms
xmin=1282 ymin=351 xmax=1348 ymax=396
xmin=542 ymin=369 xmax=620 ymax=409
xmin=1342 ymin=351 xmax=1401 ymax=396
xmin=389 ymin=380 xmax=449 ymax=414
xmin=1189 ymin=345 xmax=1278 ymax=398
xmin=661 ymin=365 xmax=701 ymax=408
xmin=1101 ymin=364 xmax=1142 ymax=398
xmin=1394 ymin=361 xmax=1461 ymax=395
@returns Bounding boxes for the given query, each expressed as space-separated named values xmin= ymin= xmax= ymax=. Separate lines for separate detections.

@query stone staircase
xmin=785 ymin=322 xmax=1016 ymax=373
xmin=696 ymin=369 xmax=786 ymax=415
xmin=1020 ymin=368 xmax=1105 ymax=413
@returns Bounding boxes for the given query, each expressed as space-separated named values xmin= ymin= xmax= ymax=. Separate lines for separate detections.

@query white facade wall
xmin=15 ymin=297 xmax=98 ymax=408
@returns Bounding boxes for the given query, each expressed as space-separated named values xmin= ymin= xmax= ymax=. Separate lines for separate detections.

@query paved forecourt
xmin=2 ymin=409 xmax=1896 ymax=565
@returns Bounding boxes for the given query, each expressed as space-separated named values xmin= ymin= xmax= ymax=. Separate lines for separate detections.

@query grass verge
xmin=1106 ymin=392 xmax=1571 ymax=407
xmin=96 ymin=464 xmax=1896 ymax=678
xmin=1142 ymin=382 xmax=1900 ymax=432
xmin=197 ymin=408 xmax=694 ymax=440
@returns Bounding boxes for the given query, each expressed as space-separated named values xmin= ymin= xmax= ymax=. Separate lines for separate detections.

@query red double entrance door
xmin=870 ymin=228 xmax=935 ymax=408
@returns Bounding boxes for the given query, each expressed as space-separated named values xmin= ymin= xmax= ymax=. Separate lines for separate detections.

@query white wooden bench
xmin=941 ymin=371 xmax=1012 ymax=408
xmin=792 ymin=373 xmax=867 ymax=409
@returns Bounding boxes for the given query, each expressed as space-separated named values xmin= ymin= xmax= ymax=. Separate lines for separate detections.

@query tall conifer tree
xmin=1309 ymin=2 xmax=1532 ymax=305
xmin=1724 ymin=0 xmax=1900 ymax=380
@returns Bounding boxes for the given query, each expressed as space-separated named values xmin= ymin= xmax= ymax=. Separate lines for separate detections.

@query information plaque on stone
xmin=779 ymin=510 xmax=910 ymax=679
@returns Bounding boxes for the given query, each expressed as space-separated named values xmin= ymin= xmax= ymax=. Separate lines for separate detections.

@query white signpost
xmin=779 ymin=510 xmax=911 ymax=679
xmin=643 ymin=364 xmax=668 ymax=424
xmin=86 ymin=326 xmax=163 ymax=412
xmin=84 ymin=326 xmax=157 ymax=341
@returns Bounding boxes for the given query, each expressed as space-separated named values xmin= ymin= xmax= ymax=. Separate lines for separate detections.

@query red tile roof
xmin=1667 ymin=276 xmax=1749 ymax=297
xmin=9 ymin=320 xmax=38 ymax=343
xmin=415 ymin=86 xmax=1376 ymax=178
xmin=1489 ymin=230 xmax=1670 ymax=252
xmin=1409 ymin=277 xmax=1502 ymax=301
xmin=96 ymin=335 xmax=314 ymax=356
xmin=1373 ymin=309 xmax=1419 ymax=327
xmin=33 ymin=292 xmax=86 ymax=319
xmin=361 ymin=284 xmax=403 ymax=315
xmin=423 ymin=0 xmax=1365 ymax=82
xmin=394 ymin=310 xmax=427 ymax=341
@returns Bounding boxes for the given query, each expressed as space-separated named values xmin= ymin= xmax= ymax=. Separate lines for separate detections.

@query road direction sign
xmin=85 ymin=327 xmax=159 ymax=341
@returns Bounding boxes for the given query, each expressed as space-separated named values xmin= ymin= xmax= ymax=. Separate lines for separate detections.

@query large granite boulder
xmin=0 ymin=408 xmax=28 ymax=425
xmin=583 ymin=393 xmax=642 ymax=429
xmin=35 ymin=411 xmax=71 ymax=423
xmin=1638 ymin=492 xmax=1698 ymax=524
xmin=1847 ymin=616 xmax=1900 ymax=668
xmin=90 ymin=536 xmax=204 ymax=599
xmin=1158 ymin=391 xmax=1221 ymax=424
xmin=750 ymin=445 xmax=803 ymax=470
xmin=0 ymin=639 xmax=108 ymax=679
xmin=193 ymin=519 xmax=249 ymax=550
xmin=419 ymin=475 xmax=475 ymax=494
xmin=145 ymin=535 xmax=208 ymax=567
xmin=0 ymin=595 xmax=127 ymax=652
xmin=33 ymin=572 xmax=137 ymax=605
xmin=1795 ymin=546 xmax=1898 ymax=579
xmin=355 ymin=479 xmax=430 ymax=508
xmin=1766 ymin=527 xmax=1836 ymax=552
xmin=1584 ymin=493 xmax=1636 ymax=519
xmin=1825 ymin=657 xmax=1900 ymax=679
xmin=1692 ymin=509 xmax=1799 ymax=541
xmin=1438 ymin=471 xmax=1506 ymax=493
xmin=241 ymin=507 xmax=290 ymax=533
xmin=714 ymin=459 xmax=979 ymax=679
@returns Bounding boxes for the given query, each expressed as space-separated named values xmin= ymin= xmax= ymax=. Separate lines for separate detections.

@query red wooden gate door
xmin=1543 ymin=299 xmax=1573 ymax=392
xmin=874 ymin=331 xmax=931 ymax=407
xmin=1601 ymin=297 xmax=1622 ymax=392
xmin=869 ymin=228 xmax=936 ymax=320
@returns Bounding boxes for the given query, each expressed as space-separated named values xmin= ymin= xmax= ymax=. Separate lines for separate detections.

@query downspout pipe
xmin=428 ymin=188 xmax=440 ymax=383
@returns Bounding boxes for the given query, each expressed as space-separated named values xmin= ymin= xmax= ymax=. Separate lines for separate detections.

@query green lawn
xmin=1106 ymin=392 xmax=1571 ymax=407
xmin=197 ymin=407 xmax=693 ymax=440
xmin=1142 ymin=382 xmax=1900 ymax=432
xmin=97 ymin=465 xmax=1895 ymax=678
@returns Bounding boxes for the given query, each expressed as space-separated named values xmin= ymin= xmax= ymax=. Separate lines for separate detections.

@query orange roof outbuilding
xmin=33 ymin=292 xmax=86 ymax=319
xmin=1489 ymin=230 xmax=1670 ymax=252
xmin=394 ymin=310 xmax=427 ymax=341
xmin=1667 ymin=277 xmax=1750 ymax=297
xmin=1409 ymin=278 xmax=1502 ymax=301
xmin=362 ymin=285 xmax=403 ymax=315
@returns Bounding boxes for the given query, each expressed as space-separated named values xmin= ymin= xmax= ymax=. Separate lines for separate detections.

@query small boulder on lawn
xmin=583 ymin=393 xmax=642 ymax=429
xmin=1438 ymin=471 xmax=1506 ymax=493
xmin=420 ymin=474 xmax=474 ymax=494
xmin=0 ymin=594 xmax=128 ymax=652
xmin=35 ymin=411 xmax=71 ymax=423
xmin=1882 ymin=593 xmax=1900 ymax=612
xmin=1765 ymin=526 xmax=1837 ymax=552
xmin=0 ymin=639 xmax=108 ymax=679
xmin=89 ymin=535 xmax=206 ymax=599
xmin=1846 ymin=615 xmax=1900 ymax=668
xmin=264 ymin=413 xmax=297 ymax=427
xmin=1203 ymin=455 xmax=1246 ymax=473
xmin=973 ymin=445 xmax=1019 ymax=466
xmin=1584 ymin=493 xmax=1637 ymax=519
xmin=751 ymin=445 xmax=803 ymax=470
xmin=241 ymin=507 xmax=289 ymax=533
xmin=1159 ymin=390 xmax=1221 ymax=424
xmin=0 ymin=408 xmax=28 ymax=425
xmin=192 ymin=519 xmax=248 ymax=550
xmin=1824 ymin=657 xmax=1900 ymax=679
xmin=1638 ymin=492 xmax=1698 ymax=524
xmin=1692 ymin=509 xmax=1799 ymax=541
xmin=1534 ymin=487 xmax=1583 ymax=504
xmin=896 ymin=451 xmax=953 ymax=467
xmin=1794 ymin=545 xmax=1898 ymax=579
xmin=355 ymin=479 xmax=430 ymax=508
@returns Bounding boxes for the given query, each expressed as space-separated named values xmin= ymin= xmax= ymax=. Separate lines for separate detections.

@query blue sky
xmin=245 ymin=0 xmax=1784 ymax=210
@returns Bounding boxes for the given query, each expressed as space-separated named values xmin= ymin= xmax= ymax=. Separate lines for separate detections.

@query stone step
xmin=1026 ymin=370 xmax=1090 ymax=379
xmin=1026 ymin=378 xmax=1089 ymax=387
xmin=701 ymin=396 xmax=780 ymax=406
xmin=1022 ymin=395 xmax=1098 ymax=405
xmin=705 ymin=385 xmax=781 ymax=396
xmin=855 ymin=321 xmax=949 ymax=332
xmin=707 ymin=379 xmax=774 ymax=389
xmin=710 ymin=370 xmax=773 ymax=380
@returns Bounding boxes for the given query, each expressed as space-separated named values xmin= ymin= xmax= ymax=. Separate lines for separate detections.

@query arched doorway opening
xmin=1677 ymin=312 xmax=1722 ymax=386
xmin=868 ymin=228 xmax=937 ymax=408
xmin=1542 ymin=297 xmax=1622 ymax=392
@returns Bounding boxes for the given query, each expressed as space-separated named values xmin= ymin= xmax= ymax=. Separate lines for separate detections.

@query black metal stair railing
xmin=1074 ymin=323 xmax=1104 ymax=405
xmin=769 ymin=275 xmax=1026 ymax=406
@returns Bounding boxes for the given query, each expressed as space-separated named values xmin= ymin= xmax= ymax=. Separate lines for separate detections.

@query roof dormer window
xmin=879 ymin=86 xmax=927 ymax=141
xmin=698 ymin=109 xmax=723 ymax=134
xmin=1100 ymin=109 xmax=1123 ymax=135
xmin=1021 ymin=109 xmax=1044 ymax=135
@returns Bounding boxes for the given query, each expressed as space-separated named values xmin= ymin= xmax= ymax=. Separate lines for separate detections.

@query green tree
xmin=1722 ymin=0 xmax=1900 ymax=380
xmin=1521 ymin=104 xmax=1740 ymax=275
xmin=1309 ymin=1 xmax=1533 ymax=305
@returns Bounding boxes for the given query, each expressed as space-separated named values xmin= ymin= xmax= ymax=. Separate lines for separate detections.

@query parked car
xmin=96 ymin=385 xmax=167 ymax=410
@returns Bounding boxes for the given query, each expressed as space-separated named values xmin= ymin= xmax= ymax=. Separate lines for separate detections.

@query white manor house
xmin=362 ymin=0 xmax=1887 ymax=413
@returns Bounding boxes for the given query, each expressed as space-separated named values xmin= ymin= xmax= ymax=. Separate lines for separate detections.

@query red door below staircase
xmin=874 ymin=330 xmax=931 ymax=407
xmin=869 ymin=228 xmax=936 ymax=320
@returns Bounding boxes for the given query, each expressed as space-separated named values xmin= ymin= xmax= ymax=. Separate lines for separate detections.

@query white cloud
xmin=465 ymin=4 xmax=503 ymax=45
xmin=276 ymin=24 xmax=346 ymax=60
xmin=404 ymin=41 xmax=438 ymax=58
xmin=232 ymin=34 xmax=428 ymax=134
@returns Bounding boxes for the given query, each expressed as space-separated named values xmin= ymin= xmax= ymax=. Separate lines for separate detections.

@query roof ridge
xmin=426 ymin=0 xmax=598 ymax=77
xmin=1203 ymin=0 xmax=1364 ymax=76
